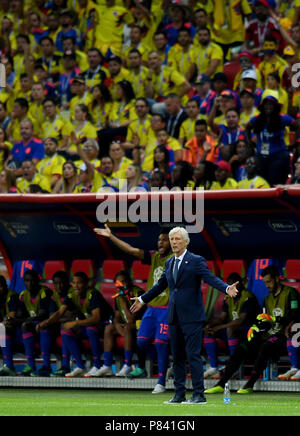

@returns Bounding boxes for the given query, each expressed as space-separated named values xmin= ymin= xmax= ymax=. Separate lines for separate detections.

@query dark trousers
xmin=218 ymin=333 xmax=286 ymax=389
xmin=257 ymin=151 xmax=290 ymax=186
xmin=169 ymin=321 xmax=204 ymax=397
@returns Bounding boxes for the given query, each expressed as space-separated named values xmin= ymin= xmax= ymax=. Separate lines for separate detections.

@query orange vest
xmin=183 ymin=135 xmax=218 ymax=166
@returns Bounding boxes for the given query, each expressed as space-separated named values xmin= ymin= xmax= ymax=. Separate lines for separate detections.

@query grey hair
xmin=169 ymin=227 xmax=190 ymax=245
xmin=83 ymin=139 xmax=99 ymax=150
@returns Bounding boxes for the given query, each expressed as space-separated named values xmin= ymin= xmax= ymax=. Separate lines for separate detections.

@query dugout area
xmin=0 ymin=188 xmax=300 ymax=392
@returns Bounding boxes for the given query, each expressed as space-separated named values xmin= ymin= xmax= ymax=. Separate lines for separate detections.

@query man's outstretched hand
xmin=130 ymin=297 xmax=143 ymax=313
xmin=227 ymin=281 xmax=239 ymax=298
xmin=94 ymin=224 xmax=111 ymax=238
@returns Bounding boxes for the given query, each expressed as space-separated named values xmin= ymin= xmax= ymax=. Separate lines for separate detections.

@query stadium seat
xmin=284 ymin=260 xmax=300 ymax=293
xmin=221 ymin=260 xmax=247 ymax=281
xmin=43 ymin=260 xmax=68 ymax=280
xmin=131 ymin=260 xmax=151 ymax=281
xmin=286 ymin=260 xmax=300 ymax=280
xmin=223 ymin=61 xmax=241 ymax=89
xmin=100 ymin=282 xmax=117 ymax=308
xmin=102 ymin=260 xmax=127 ymax=281
xmin=71 ymin=259 xmax=97 ymax=279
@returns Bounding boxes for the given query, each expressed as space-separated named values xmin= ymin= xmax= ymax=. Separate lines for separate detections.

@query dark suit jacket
xmin=141 ymin=251 xmax=228 ymax=325
xmin=166 ymin=110 xmax=188 ymax=139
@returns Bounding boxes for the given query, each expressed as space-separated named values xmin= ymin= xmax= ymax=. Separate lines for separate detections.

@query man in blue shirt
xmin=6 ymin=120 xmax=44 ymax=171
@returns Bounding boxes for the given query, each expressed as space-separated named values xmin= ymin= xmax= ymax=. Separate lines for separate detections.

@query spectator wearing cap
xmin=209 ymin=160 xmax=238 ymax=190
xmin=164 ymin=2 xmax=196 ymax=47
xmin=208 ymin=89 xmax=238 ymax=128
xmin=237 ymin=155 xmax=270 ymax=188
xmin=183 ymin=119 xmax=218 ymax=165
xmin=179 ymin=99 xmax=205 ymax=146
xmin=69 ymin=76 xmax=93 ymax=121
xmin=190 ymin=27 xmax=223 ymax=79
xmin=246 ymin=94 xmax=296 ymax=185
xmin=240 ymin=69 xmax=263 ymax=107
xmin=233 ymin=51 xmax=263 ymax=92
xmin=258 ymin=37 xmax=289 ymax=88
xmin=240 ymin=88 xmax=260 ymax=129
xmin=282 ymin=45 xmax=299 ymax=87
xmin=191 ymin=74 xmax=216 ymax=116
xmin=243 ymin=0 xmax=283 ymax=57
xmin=55 ymin=9 xmax=81 ymax=53
xmin=58 ymin=50 xmax=81 ymax=107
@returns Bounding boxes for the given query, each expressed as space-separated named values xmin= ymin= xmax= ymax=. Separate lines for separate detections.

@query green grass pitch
xmin=0 ymin=389 xmax=300 ymax=416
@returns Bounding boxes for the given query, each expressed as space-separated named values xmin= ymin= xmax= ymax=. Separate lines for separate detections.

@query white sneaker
xmin=204 ymin=367 xmax=220 ymax=379
xmin=116 ymin=364 xmax=132 ymax=377
xmin=84 ymin=366 xmax=100 ymax=378
xmin=65 ymin=367 xmax=85 ymax=378
xmin=278 ymin=368 xmax=298 ymax=380
xmin=290 ymin=369 xmax=300 ymax=380
xmin=92 ymin=365 xmax=113 ymax=377
xmin=152 ymin=383 xmax=166 ymax=394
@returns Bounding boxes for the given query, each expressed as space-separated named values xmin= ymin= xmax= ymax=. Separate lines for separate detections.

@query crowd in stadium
xmin=0 ymin=0 xmax=300 ymax=194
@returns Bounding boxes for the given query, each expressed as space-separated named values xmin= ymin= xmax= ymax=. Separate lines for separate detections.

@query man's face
xmin=44 ymin=138 xmax=57 ymax=156
xmin=47 ymin=14 xmax=59 ymax=30
xmin=186 ymin=101 xmax=199 ymax=118
xmin=148 ymin=53 xmax=160 ymax=70
xmin=225 ymin=110 xmax=239 ymax=129
xmin=195 ymin=125 xmax=207 ymax=140
xmin=157 ymin=130 xmax=168 ymax=144
xmin=108 ymin=60 xmax=121 ymax=76
xmin=62 ymin=38 xmax=74 ymax=52
xmin=245 ymin=156 xmax=258 ymax=177
xmin=101 ymin=157 xmax=113 ymax=175
xmin=43 ymin=100 xmax=57 ymax=118
xmin=157 ymin=233 xmax=171 ymax=256
xmin=241 ymin=93 xmax=254 ymax=109
xmin=198 ymin=29 xmax=210 ymax=46
xmin=178 ymin=31 xmax=190 ymax=47
xmin=262 ymin=274 xmax=279 ymax=293
xmin=128 ymin=52 xmax=141 ymax=69
xmin=135 ymin=100 xmax=149 ymax=118
xmin=169 ymin=231 xmax=187 ymax=256
xmin=32 ymin=84 xmax=44 ymax=101
xmin=194 ymin=10 xmax=207 ymax=27
xmin=88 ymin=50 xmax=101 ymax=69
xmin=154 ymin=34 xmax=167 ymax=51
xmin=20 ymin=122 xmax=33 ymax=141
xmin=151 ymin=115 xmax=165 ymax=132
xmin=130 ymin=27 xmax=142 ymax=44
xmin=53 ymin=277 xmax=69 ymax=295
xmin=239 ymin=56 xmax=252 ymax=70
xmin=40 ymin=39 xmax=54 ymax=56
xmin=165 ymin=98 xmax=179 ymax=116
xmin=21 ymin=77 xmax=30 ymax=91
xmin=71 ymin=276 xmax=86 ymax=295
xmin=109 ymin=143 xmax=123 ymax=160
xmin=24 ymin=274 xmax=39 ymax=293
xmin=22 ymin=161 xmax=35 ymax=181
xmin=215 ymin=167 xmax=228 ymax=182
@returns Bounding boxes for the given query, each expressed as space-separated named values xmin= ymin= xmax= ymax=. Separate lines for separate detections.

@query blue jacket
xmin=141 ymin=251 xmax=228 ymax=324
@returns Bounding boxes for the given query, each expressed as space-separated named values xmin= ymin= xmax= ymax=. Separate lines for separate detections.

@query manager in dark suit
xmin=131 ymin=227 xmax=238 ymax=404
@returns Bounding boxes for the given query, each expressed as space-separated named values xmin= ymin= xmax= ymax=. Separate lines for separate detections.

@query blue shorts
xmin=137 ymin=306 xmax=169 ymax=343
